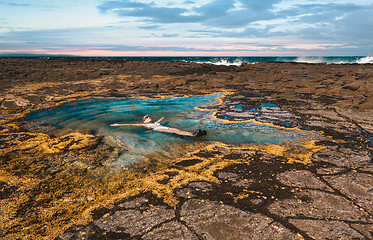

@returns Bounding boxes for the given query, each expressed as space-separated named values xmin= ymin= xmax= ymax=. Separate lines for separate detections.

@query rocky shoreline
xmin=0 ymin=58 xmax=372 ymax=239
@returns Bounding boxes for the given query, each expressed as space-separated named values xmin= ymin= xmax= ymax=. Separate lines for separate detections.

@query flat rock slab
xmin=269 ymin=189 xmax=372 ymax=222
xmin=312 ymin=146 xmax=371 ymax=168
xmin=288 ymin=219 xmax=366 ymax=240
xmin=142 ymin=221 xmax=198 ymax=240
xmin=181 ymin=199 xmax=302 ymax=240
xmin=324 ymin=171 xmax=373 ymax=215
xmin=277 ymin=170 xmax=334 ymax=192
xmin=94 ymin=205 xmax=175 ymax=237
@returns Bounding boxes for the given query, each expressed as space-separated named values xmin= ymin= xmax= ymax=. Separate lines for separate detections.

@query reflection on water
xmin=24 ymin=94 xmax=320 ymax=165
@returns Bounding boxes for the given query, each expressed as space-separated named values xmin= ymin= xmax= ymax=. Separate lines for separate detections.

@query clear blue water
xmin=2 ymin=55 xmax=372 ymax=65
xmin=24 ymin=94 xmax=320 ymax=165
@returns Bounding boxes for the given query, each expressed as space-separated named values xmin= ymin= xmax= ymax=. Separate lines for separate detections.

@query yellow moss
xmin=0 ymin=136 xmax=328 ymax=239
xmin=263 ymin=144 xmax=288 ymax=157
xmin=0 ymin=122 xmax=19 ymax=133
xmin=12 ymin=82 xmax=63 ymax=92
xmin=116 ymin=75 xmax=133 ymax=79
xmin=248 ymin=140 xmax=326 ymax=164
xmin=0 ymin=132 xmax=95 ymax=156
xmin=234 ymin=192 xmax=250 ymax=203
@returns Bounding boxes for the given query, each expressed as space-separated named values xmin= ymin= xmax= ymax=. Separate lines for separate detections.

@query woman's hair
xmin=142 ymin=115 xmax=150 ymax=121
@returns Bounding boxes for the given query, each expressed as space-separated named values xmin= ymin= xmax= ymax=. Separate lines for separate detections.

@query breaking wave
xmin=292 ymin=56 xmax=373 ymax=64
xmin=356 ymin=56 xmax=373 ymax=64
xmin=196 ymin=58 xmax=244 ymax=66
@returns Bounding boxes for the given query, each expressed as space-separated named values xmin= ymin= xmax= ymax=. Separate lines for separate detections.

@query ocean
xmin=1 ymin=55 xmax=372 ymax=65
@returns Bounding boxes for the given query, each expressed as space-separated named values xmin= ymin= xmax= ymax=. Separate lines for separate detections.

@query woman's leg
xmin=156 ymin=127 xmax=194 ymax=136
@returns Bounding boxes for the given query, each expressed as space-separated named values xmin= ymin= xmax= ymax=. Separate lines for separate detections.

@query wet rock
xmin=94 ymin=205 xmax=175 ymax=237
xmin=142 ymin=221 xmax=198 ymax=240
xmin=174 ymin=159 xmax=203 ymax=168
xmin=298 ymin=110 xmax=346 ymax=122
xmin=277 ymin=170 xmax=333 ymax=192
xmin=288 ymin=219 xmax=365 ymax=240
xmin=312 ymin=146 xmax=371 ymax=168
xmin=303 ymin=120 xmax=358 ymax=134
xmin=214 ymin=102 xmax=299 ymax=127
xmin=269 ymin=189 xmax=372 ymax=222
xmin=181 ymin=199 xmax=302 ymax=240
xmin=324 ymin=172 xmax=373 ymax=214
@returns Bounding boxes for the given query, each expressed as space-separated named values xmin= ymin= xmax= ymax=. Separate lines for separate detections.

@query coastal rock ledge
xmin=0 ymin=59 xmax=372 ymax=240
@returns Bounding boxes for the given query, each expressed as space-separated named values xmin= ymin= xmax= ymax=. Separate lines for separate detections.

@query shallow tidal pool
xmin=24 ymin=93 xmax=320 ymax=165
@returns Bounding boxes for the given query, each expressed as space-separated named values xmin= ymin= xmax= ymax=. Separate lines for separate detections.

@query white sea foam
xmin=356 ymin=56 xmax=373 ymax=64
xmin=199 ymin=58 xmax=244 ymax=66
xmin=293 ymin=56 xmax=327 ymax=64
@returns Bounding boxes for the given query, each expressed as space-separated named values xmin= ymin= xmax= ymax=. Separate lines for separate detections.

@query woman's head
xmin=142 ymin=115 xmax=152 ymax=123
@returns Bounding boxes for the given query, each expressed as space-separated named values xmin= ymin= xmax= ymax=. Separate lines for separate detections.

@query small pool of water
xmin=24 ymin=94 xmax=320 ymax=165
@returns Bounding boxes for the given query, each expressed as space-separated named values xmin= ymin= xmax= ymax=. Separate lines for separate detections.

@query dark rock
xmin=174 ymin=159 xmax=203 ymax=167
xmin=142 ymin=221 xmax=198 ymax=240
xmin=0 ymin=181 xmax=17 ymax=200
xmin=269 ymin=189 xmax=372 ymax=222
xmin=118 ymin=197 xmax=148 ymax=209
xmin=181 ymin=199 xmax=302 ymax=240
xmin=216 ymin=171 xmax=254 ymax=187
xmin=94 ymin=205 xmax=175 ymax=237
xmin=350 ymin=223 xmax=373 ymax=239
xmin=57 ymin=225 xmax=97 ymax=240
xmin=312 ymin=146 xmax=371 ymax=168
xmin=277 ymin=170 xmax=333 ymax=192
xmin=288 ymin=219 xmax=365 ymax=240
xmin=324 ymin=172 xmax=373 ymax=214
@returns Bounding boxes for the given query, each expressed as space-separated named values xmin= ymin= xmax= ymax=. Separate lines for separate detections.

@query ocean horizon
xmin=1 ymin=54 xmax=372 ymax=65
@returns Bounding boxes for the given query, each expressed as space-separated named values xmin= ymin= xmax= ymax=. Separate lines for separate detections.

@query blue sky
xmin=0 ymin=0 xmax=372 ymax=56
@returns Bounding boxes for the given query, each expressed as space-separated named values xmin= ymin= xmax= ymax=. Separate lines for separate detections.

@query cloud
xmin=183 ymin=1 xmax=196 ymax=4
xmin=0 ymin=1 xmax=31 ymax=7
xmin=240 ymin=0 xmax=282 ymax=11
xmin=98 ymin=0 xmax=149 ymax=12
xmin=274 ymin=3 xmax=373 ymax=44
xmin=194 ymin=0 xmax=235 ymax=19
xmin=98 ymin=0 xmax=203 ymax=23
xmin=138 ymin=24 xmax=162 ymax=30
xmin=97 ymin=0 xmax=281 ymax=26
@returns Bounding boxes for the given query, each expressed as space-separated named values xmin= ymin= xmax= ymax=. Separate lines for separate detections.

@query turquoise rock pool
xmin=24 ymin=94 xmax=320 ymax=166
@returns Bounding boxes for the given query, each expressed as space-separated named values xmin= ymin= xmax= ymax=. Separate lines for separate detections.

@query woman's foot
xmin=193 ymin=129 xmax=207 ymax=137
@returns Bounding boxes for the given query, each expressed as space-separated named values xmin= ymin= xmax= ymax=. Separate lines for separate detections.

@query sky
xmin=0 ymin=0 xmax=372 ymax=56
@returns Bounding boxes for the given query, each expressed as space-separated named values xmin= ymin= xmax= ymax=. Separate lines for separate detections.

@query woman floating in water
xmin=111 ymin=115 xmax=207 ymax=137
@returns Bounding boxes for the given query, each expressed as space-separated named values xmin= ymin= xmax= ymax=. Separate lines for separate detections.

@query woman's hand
xmin=110 ymin=123 xmax=119 ymax=126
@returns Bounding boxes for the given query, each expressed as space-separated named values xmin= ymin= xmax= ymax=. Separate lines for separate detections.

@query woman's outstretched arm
xmin=156 ymin=117 xmax=164 ymax=123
